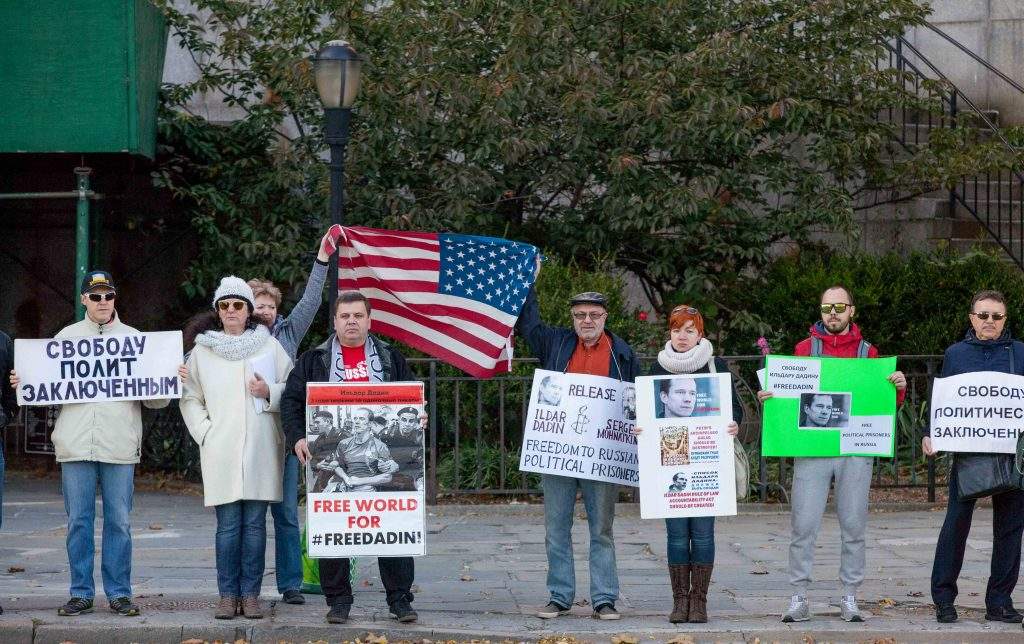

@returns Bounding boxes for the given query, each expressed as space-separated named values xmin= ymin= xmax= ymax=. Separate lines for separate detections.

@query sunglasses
xmin=671 ymin=305 xmax=699 ymax=315
xmin=87 ymin=293 xmax=116 ymax=302
xmin=572 ymin=311 xmax=607 ymax=321
xmin=820 ymin=303 xmax=850 ymax=314
xmin=971 ymin=312 xmax=1006 ymax=321
xmin=217 ymin=300 xmax=247 ymax=312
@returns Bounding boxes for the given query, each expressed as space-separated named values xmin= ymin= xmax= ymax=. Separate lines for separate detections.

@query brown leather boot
xmin=214 ymin=596 xmax=237 ymax=620
xmin=241 ymin=596 xmax=263 ymax=619
xmin=668 ymin=564 xmax=690 ymax=623
xmin=688 ymin=563 xmax=713 ymax=623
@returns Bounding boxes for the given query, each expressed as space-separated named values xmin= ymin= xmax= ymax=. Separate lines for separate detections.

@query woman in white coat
xmin=180 ymin=276 xmax=292 ymax=620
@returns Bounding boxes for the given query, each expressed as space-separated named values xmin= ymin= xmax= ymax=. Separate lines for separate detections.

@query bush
xmin=720 ymin=247 xmax=1024 ymax=356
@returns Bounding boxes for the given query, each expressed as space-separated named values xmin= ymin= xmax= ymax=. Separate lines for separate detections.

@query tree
xmin=156 ymin=0 xmax=1008 ymax=323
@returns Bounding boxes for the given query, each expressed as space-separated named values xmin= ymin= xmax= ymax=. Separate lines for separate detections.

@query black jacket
xmin=515 ymin=287 xmax=641 ymax=382
xmin=649 ymin=356 xmax=745 ymax=425
xmin=0 ymin=331 xmax=15 ymax=426
xmin=281 ymin=334 xmax=413 ymax=450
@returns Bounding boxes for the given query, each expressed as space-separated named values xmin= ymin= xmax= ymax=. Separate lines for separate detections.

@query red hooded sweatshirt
xmin=794 ymin=321 xmax=905 ymax=405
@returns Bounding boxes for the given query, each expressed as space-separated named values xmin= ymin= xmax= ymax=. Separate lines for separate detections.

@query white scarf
xmin=330 ymin=336 xmax=385 ymax=383
xmin=657 ymin=337 xmax=714 ymax=374
xmin=195 ymin=325 xmax=270 ymax=361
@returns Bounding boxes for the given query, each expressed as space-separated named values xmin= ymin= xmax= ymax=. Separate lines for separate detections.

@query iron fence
xmin=7 ymin=354 xmax=948 ymax=504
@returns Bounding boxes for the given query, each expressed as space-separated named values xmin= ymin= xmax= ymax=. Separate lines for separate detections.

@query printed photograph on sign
xmin=654 ymin=375 xmax=721 ymax=419
xmin=668 ymin=472 xmax=689 ymax=492
xmin=307 ymin=404 xmax=423 ymax=494
xmin=622 ymin=385 xmax=636 ymax=420
xmin=798 ymin=392 xmax=852 ymax=430
xmin=660 ymin=426 xmax=690 ymax=466
xmin=535 ymin=374 xmax=565 ymax=406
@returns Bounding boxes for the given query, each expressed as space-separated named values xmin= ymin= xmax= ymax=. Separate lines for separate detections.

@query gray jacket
xmin=270 ymin=259 xmax=328 ymax=359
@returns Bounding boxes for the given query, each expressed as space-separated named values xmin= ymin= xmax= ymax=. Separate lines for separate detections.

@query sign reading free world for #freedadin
xmin=762 ymin=355 xmax=897 ymax=458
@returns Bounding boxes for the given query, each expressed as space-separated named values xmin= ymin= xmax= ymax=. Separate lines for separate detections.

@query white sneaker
xmin=782 ymin=594 xmax=810 ymax=622
xmin=840 ymin=595 xmax=864 ymax=622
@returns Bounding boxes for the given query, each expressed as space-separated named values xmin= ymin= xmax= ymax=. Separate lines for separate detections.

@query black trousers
xmin=318 ymin=556 xmax=414 ymax=607
xmin=930 ymin=463 xmax=1024 ymax=609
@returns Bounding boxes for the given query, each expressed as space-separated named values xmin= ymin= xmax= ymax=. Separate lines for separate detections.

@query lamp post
xmin=314 ymin=39 xmax=363 ymax=316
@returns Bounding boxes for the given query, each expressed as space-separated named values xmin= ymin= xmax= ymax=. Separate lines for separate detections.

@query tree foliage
xmin=155 ymin=0 xmax=1006 ymax=321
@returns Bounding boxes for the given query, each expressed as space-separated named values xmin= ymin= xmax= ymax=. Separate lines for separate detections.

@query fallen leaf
xmin=361 ymin=578 xmax=373 ymax=587
xmin=611 ymin=636 xmax=639 ymax=644
xmin=7 ymin=566 xmax=24 ymax=573
xmin=181 ymin=640 xmax=204 ymax=644
xmin=148 ymin=523 xmax=164 ymax=530
xmin=969 ymin=592 xmax=979 ymax=596
xmin=906 ymin=590 xmax=924 ymax=597
xmin=460 ymin=574 xmax=475 ymax=581
xmin=358 ymin=634 xmax=388 ymax=644
xmin=667 ymin=637 xmax=695 ymax=644
xmin=749 ymin=563 xmax=769 ymax=575
xmin=878 ymin=597 xmax=897 ymax=608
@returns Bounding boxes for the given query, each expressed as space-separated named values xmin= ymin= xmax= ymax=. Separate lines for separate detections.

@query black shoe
xmin=326 ymin=603 xmax=350 ymax=624
xmin=109 ymin=597 xmax=140 ymax=616
xmin=389 ymin=599 xmax=418 ymax=623
xmin=58 ymin=597 xmax=94 ymax=616
xmin=986 ymin=606 xmax=1024 ymax=623
xmin=282 ymin=589 xmax=305 ymax=605
xmin=936 ymin=603 xmax=958 ymax=623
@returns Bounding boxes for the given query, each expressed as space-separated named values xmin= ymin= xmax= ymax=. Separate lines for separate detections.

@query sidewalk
xmin=0 ymin=471 xmax=1021 ymax=643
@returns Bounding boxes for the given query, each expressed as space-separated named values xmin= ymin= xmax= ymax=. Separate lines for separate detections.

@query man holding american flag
xmin=515 ymin=262 xmax=641 ymax=621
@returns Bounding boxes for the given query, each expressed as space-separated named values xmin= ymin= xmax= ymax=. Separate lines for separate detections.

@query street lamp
xmin=314 ymin=39 xmax=363 ymax=316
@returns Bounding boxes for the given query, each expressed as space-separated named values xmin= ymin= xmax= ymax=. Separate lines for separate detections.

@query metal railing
xmin=881 ymin=24 xmax=1024 ymax=268
xmin=8 ymin=354 xmax=947 ymax=504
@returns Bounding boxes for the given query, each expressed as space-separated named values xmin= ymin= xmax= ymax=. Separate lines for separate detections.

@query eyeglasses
xmin=820 ymin=303 xmax=850 ymax=314
xmin=217 ymin=300 xmax=247 ymax=312
xmin=671 ymin=305 xmax=699 ymax=315
xmin=971 ymin=312 xmax=1006 ymax=321
xmin=87 ymin=293 xmax=116 ymax=302
xmin=572 ymin=311 xmax=607 ymax=321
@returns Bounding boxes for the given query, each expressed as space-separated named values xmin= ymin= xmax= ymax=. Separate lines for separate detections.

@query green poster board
xmin=762 ymin=355 xmax=897 ymax=457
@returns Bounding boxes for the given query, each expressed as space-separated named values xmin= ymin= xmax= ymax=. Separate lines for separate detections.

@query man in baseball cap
xmin=515 ymin=268 xmax=640 ymax=621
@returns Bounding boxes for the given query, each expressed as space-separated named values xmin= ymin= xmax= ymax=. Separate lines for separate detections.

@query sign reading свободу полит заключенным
xmin=518 ymin=369 xmax=638 ymax=486
xmin=14 ymin=332 xmax=183 ymax=405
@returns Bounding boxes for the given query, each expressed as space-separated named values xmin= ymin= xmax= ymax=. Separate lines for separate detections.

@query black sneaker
xmin=936 ymin=603 xmax=958 ymax=623
xmin=985 ymin=605 xmax=1024 ymax=623
xmin=389 ymin=599 xmax=418 ymax=623
xmin=58 ymin=597 xmax=94 ymax=616
xmin=282 ymin=589 xmax=305 ymax=605
xmin=326 ymin=603 xmax=350 ymax=624
xmin=536 ymin=601 xmax=570 ymax=619
xmin=109 ymin=597 xmax=140 ymax=616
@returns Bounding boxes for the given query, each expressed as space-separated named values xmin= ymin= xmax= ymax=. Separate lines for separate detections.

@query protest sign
xmin=518 ymin=369 xmax=638 ymax=486
xmin=305 ymin=381 xmax=425 ymax=558
xmin=762 ymin=355 xmax=897 ymax=457
xmin=635 ymin=373 xmax=736 ymax=519
xmin=14 ymin=331 xmax=183 ymax=406
xmin=929 ymin=371 xmax=1024 ymax=454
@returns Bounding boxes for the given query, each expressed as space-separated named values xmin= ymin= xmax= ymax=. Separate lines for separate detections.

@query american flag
xmin=338 ymin=226 xmax=539 ymax=378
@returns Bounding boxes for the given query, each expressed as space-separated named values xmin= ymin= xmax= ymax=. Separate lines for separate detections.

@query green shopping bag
xmin=301 ymin=523 xmax=357 ymax=594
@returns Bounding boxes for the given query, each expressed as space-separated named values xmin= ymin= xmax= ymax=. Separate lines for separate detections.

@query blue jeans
xmin=215 ymin=500 xmax=269 ymax=597
xmin=61 ymin=461 xmax=135 ymax=600
xmin=666 ymin=516 xmax=715 ymax=565
xmin=270 ymin=452 xmax=302 ymax=593
xmin=541 ymin=473 xmax=618 ymax=609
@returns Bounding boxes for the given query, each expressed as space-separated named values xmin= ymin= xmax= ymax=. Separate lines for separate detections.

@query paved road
xmin=0 ymin=471 xmax=1021 ymax=642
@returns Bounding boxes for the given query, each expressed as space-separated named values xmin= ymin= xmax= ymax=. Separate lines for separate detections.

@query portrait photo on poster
xmin=622 ymin=385 xmax=636 ymax=421
xmin=798 ymin=392 xmax=852 ymax=430
xmin=660 ymin=426 xmax=690 ymax=466
xmin=306 ymin=403 xmax=425 ymax=494
xmin=654 ymin=375 xmax=722 ymax=419
xmin=536 ymin=374 xmax=564 ymax=406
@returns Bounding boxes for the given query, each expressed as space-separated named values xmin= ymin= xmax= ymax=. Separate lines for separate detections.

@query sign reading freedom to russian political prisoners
xmin=518 ymin=369 xmax=638 ymax=486
xmin=14 ymin=332 xmax=183 ymax=406
xmin=930 ymin=371 xmax=1024 ymax=454
xmin=634 ymin=373 xmax=736 ymax=519
xmin=305 ymin=382 xmax=425 ymax=558
xmin=762 ymin=355 xmax=897 ymax=458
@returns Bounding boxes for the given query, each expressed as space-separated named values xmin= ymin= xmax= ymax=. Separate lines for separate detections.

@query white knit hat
xmin=212 ymin=275 xmax=255 ymax=310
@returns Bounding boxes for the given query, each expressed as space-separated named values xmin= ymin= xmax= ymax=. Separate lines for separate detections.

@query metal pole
xmin=324 ymin=107 xmax=351 ymax=317
xmin=74 ymin=167 xmax=92 ymax=321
